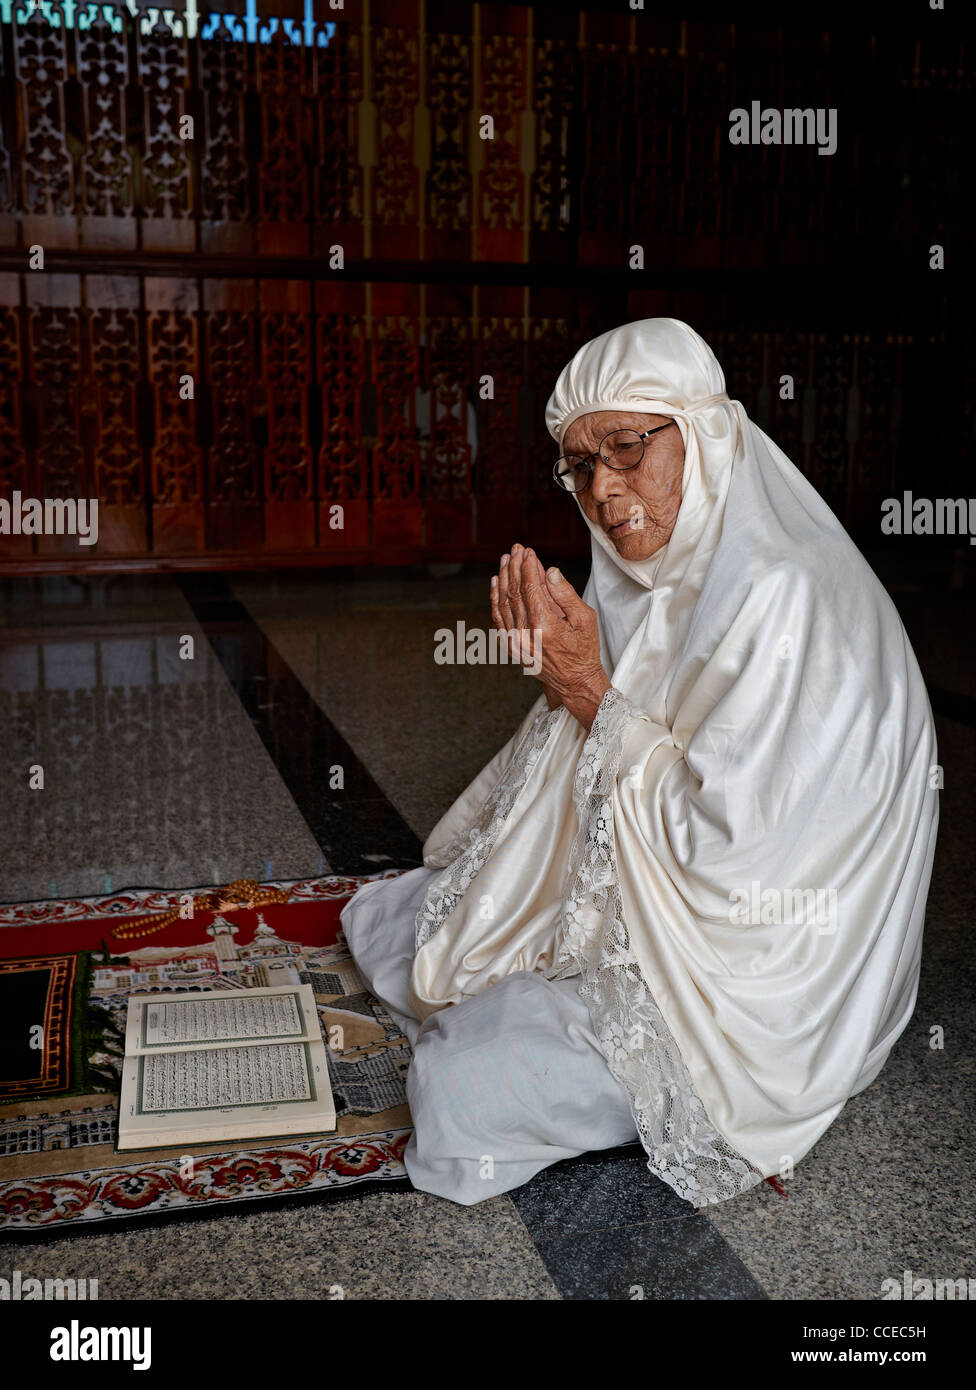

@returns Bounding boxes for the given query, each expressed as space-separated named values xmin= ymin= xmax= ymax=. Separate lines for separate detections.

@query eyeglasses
xmin=552 ymin=422 xmax=678 ymax=493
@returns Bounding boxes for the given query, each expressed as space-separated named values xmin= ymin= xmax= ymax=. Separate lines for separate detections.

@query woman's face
xmin=562 ymin=410 xmax=685 ymax=561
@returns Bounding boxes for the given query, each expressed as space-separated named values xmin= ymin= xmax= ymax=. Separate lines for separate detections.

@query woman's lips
xmin=606 ymin=515 xmax=641 ymax=538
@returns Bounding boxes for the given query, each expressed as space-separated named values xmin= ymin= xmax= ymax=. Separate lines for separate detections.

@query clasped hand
xmin=489 ymin=544 xmax=611 ymax=733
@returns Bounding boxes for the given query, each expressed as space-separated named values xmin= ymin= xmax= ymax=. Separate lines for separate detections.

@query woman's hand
xmin=490 ymin=544 xmax=611 ymax=732
xmin=491 ymin=545 xmax=563 ymax=710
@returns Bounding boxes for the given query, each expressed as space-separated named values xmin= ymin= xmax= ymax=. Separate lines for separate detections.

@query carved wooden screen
xmin=0 ymin=1 xmax=967 ymax=572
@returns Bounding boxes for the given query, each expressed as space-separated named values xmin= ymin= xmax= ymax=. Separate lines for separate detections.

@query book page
xmin=123 ymin=985 xmax=322 ymax=1056
xmin=139 ymin=1043 xmax=314 ymax=1113
xmin=142 ymin=991 xmax=305 ymax=1048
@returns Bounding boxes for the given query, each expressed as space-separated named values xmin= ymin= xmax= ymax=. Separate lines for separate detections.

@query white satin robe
xmin=345 ymin=318 xmax=939 ymax=1208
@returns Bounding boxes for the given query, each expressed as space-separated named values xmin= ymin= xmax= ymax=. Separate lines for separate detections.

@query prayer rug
xmin=0 ymin=872 xmax=414 ymax=1239
xmin=0 ymin=954 xmax=92 ymax=1100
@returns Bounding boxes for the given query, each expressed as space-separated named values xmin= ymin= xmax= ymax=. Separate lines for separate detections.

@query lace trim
xmin=415 ymin=702 xmax=565 ymax=951
xmin=556 ymin=687 xmax=765 ymax=1208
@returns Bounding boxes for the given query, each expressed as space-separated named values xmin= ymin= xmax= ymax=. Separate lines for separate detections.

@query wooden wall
xmin=0 ymin=0 xmax=968 ymax=571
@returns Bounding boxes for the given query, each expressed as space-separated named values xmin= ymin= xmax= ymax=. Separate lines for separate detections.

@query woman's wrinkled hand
xmin=490 ymin=544 xmax=611 ymax=732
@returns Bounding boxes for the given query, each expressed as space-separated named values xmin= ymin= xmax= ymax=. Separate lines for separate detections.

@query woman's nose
xmin=589 ymin=458 xmax=626 ymax=502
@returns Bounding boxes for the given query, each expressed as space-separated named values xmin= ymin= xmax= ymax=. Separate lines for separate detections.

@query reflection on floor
xmin=0 ymin=563 xmax=972 ymax=1300
xmin=0 ymin=576 xmax=324 ymax=902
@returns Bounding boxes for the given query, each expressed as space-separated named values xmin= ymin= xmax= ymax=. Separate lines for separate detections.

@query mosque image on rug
xmin=0 ymin=873 xmax=414 ymax=1237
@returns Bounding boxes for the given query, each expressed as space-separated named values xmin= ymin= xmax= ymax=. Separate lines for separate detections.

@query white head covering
xmin=546 ymin=317 xmax=736 ymax=596
xmin=410 ymin=318 xmax=939 ymax=1208
xmin=546 ymin=317 xmax=751 ymax=701
xmin=546 ymin=315 xmax=727 ymax=441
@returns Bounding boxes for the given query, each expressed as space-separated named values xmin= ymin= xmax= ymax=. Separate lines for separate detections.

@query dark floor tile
xmin=304 ymin=798 xmax=430 ymax=872
xmin=510 ymin=1147 xmax=768 ymax=1300
xmin=511 ymin=1149 xmax=688 ymax=1231
xmin=177 ymin=574 xmax=424 ymax=874
xmin=530 ymin=1211 xmax=768 ymax=1301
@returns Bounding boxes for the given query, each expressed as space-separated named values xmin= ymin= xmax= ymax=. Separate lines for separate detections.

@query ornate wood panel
xmin=147 ymin=274 xmax=204 ymax=553
xmin=0 ymin=273 xmax=28 ymax=559
xmin=0 ymin=1 xmax=967 ymax=572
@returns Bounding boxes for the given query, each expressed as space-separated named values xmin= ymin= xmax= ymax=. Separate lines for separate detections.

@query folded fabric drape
xmin=408 ymin=318 xmax=939 ymax=1208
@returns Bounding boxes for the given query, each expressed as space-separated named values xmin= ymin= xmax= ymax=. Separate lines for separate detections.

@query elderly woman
xmin=341 ymin=318 xmax=938 ymax=1208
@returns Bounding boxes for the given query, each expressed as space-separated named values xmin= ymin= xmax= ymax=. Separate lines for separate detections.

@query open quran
xmin=117 ymin=985 xmax=337 ymax=1151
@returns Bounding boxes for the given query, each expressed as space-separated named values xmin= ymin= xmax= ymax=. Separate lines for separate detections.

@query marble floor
xmin=1 ymin=563 xmax=973 ymax=1300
